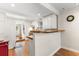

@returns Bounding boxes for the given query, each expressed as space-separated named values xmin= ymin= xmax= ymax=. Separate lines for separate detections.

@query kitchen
xmin=0 ymin=3 xmax=79 ymax=56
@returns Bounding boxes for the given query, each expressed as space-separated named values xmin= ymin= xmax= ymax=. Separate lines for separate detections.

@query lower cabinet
xmin=32 ymin=32 xmax=61 ymax=56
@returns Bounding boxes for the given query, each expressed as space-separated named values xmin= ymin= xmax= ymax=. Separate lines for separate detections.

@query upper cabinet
xmin=31 ymin=14 xmax=58 ymax=30
xmin=42 ymin=14 xmax=57 ymax=29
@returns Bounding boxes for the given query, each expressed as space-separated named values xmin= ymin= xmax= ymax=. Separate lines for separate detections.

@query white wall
xmin=0 ymin=12 xmax=31 ymax=49
xmin=0 ymin=13 xmax=16 ymax=49
xmin=59 ymin=7 xmax=79 ymax=51
xmin=8 ymin=18 xmax=31 ymax=49
xmin=34 ymin=32 xmax=61 ymax=56
xmin=6 ymin=17 xmax=16 ymax=49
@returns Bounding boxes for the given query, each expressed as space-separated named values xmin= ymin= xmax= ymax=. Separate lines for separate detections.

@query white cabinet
xmin=42 ymin=14 xmax=57 ymax=29
xmin=33 ymin=32 xmax=61 ymax=56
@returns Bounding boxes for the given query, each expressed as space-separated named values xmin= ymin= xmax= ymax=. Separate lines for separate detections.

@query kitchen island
xmin=29 ymin=29 xmax=64 ymax=56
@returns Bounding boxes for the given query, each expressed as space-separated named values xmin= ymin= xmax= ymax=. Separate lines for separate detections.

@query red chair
xmin=0 ymin=41 xmax=8 ymax=56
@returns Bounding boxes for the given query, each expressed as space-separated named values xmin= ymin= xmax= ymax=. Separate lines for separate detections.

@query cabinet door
xmin=34 ymin=32 xmax=61 ymax=56
xmin=42 ymin=14 xmax=57 ymax=29
xmin=51 ymin=15 xmax=57 ymax=29
xmin=42 ymin=18 xmax=48 ymax=29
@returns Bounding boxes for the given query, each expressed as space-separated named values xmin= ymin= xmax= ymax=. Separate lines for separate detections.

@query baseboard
xmin=49 ymin=47 xmax=61 ymax=56
xmin=62 ymin=47 xmax=79 ymax=53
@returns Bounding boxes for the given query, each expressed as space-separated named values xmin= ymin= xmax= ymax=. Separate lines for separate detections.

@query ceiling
xmin=51 ymin=3 xmax=77 ymax=13
xmin=0 ymin=3 xmax=77 ymax=21
xmin=0 ymin=3 xmax=52 ymax=20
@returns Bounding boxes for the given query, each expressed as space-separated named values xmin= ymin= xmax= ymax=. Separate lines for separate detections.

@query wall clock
xmin=67 ymin=15 xmax=74 ymax=22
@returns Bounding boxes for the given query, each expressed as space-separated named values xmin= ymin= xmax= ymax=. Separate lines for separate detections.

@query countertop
xmin=16 ymin=29 xmax=64 ymax=40
xmin=30 ymin=29 xmax=64 ymax=33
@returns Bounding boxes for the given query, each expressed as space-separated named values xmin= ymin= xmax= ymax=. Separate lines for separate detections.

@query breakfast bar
xmin=29 ymin=29 xmax=64 ymax=56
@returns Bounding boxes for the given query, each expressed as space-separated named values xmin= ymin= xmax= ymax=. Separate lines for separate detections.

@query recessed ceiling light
xmin=11 ymin=4 xmax=15 ymax=7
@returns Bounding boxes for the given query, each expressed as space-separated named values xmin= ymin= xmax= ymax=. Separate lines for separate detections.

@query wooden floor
xmin=8 ymin=40 xmax=31 ymax=56
xmin=54 ymin=48 xmax=79 ymax=56
xmin=8 ymin=41 xmax=79 ymax=56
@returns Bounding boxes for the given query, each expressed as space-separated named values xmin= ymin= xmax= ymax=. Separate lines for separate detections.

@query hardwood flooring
xmin=8 ymin=40 xmax=31 ymax=56
xmin=8 ymin=41 xmax=79 ymax=56
xmin=8 ymin=48 xmax=16 ymax=56
xmin=54 ymin=48 xmax=79 ymax=56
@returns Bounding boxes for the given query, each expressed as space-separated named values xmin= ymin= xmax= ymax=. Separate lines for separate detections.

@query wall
xmin=6 ymin=17 xmax=16 ymax=49
xmin=0 ymin=12 xmax=31 ymax=49
xmin=59 ymin=7 xmax=79 ymax=51
xmin=8 ymin=18 xmax=31 ymax=49
xmin=0 ymin=13 xmax=16 ymax=49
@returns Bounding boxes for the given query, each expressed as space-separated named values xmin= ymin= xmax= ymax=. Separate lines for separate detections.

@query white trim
xmin=49 ymin=47 xmax=61 ymax=56
xmin=62 ymin=47 xmax=79 ymax=53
